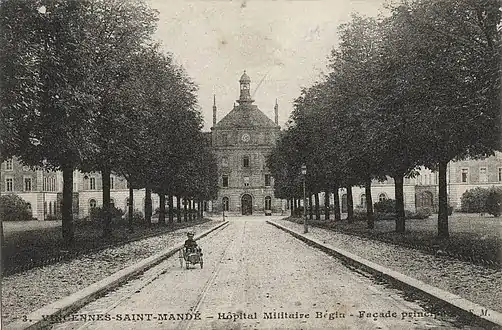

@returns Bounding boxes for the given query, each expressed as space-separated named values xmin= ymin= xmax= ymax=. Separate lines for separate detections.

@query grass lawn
xmin=1 ymin=218 xmax=209 ymax=275
xmin=289 ymin=213 xmax=502 ymax=266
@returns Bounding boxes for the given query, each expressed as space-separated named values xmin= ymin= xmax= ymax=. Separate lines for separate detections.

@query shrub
xmin=415 ymin=207 xmax=432 ymax=219
xmin=375 ymin=212 xmax=396 ymax=221
xmin=485 ymin=187 xmax=502 ymax=217
xmin=0 ymin=194 xmax=32 ymax=221
xmin=90 ymin=206 xmax=124 ymax=223
xmin=353 ymin=208 xmax=367 ymax=221
xmin=374 ymin=199 xmax=396 ymax=214
xmin=461 ymin=187 xmax=489 ymax=213
xmin=121 ymin=209 xmax=145 ymax=225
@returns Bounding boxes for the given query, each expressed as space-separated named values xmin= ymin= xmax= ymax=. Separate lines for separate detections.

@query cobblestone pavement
xmin=2 ymin=220 xmax=222 ymax=325
xmin=275 ymin=219 xmax=502 ymax=314
xmin=50 ymin=216 xmax=471 ymax=330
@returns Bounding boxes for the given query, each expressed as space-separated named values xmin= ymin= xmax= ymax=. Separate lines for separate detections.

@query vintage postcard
xmin=1 ymin=0 xmax=501 ymax=329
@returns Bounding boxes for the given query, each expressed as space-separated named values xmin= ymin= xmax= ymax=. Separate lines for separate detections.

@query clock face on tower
xmin=241 ymin=133 xmax=251 ymax=142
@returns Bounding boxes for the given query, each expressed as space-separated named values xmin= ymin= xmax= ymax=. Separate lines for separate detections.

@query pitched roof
xmin=215 ymin=104 xmax=279 ymax=129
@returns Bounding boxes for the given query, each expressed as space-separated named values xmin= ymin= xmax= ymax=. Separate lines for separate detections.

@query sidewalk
xmin=2 ymin=220 xmax=225 ymax=326
xmin=272 ymin=219 xmax=502 ymax=314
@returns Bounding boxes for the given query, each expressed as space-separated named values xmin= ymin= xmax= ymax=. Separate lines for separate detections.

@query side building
xmin=0 ymin=158 xmax=166 ymax=220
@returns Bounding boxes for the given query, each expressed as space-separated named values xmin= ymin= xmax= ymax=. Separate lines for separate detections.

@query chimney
xmin=274 ymin=99 xmax=279 ymax=125
xmin=212 ymin=95 xmax=217 ymax=127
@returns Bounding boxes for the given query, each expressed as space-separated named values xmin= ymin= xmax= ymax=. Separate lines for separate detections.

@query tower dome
xmin=239 ymin=70 xmax=251 ymax=83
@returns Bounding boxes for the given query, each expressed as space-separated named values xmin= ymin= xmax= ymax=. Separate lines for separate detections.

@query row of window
xmin=359 ymin=193 xmax=388 ymax=206
xmin=222 ymin=174 xmax=271 ymax=188
xmin=221 ymin=156 xmax=251 ymax=168
xmin=84 ymin=177 xmax=115 ymax=190
xmin=221 ymin=196 xmax=272 ymax=211
xmin=4 ymin=177 xmax=33 ymax=192
xmin=3 ymin=176 xmax=118 ymax=192
xmin=460 ymin=167 xmax=502 ymax=183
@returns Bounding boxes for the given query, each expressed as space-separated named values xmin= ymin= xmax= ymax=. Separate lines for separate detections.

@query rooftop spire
xmin=274 ymin=99 xmax=279 ymax=125
xmin=212 ymin=94 xmax=217 ymax=127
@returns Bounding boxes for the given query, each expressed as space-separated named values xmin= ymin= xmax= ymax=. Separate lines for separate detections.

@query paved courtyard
xmin=50 ymin=216 xmax=469 ymax=330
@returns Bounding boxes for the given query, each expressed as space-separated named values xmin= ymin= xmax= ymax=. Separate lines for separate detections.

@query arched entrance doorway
xmin=241 ymin=194 xmax=253 ymax=215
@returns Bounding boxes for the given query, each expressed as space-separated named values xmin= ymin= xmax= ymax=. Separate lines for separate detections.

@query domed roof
xmin=215 ymin=104 xmax=278 ymax=129
xmin=239 ymin=70 xmax=251 ymax=83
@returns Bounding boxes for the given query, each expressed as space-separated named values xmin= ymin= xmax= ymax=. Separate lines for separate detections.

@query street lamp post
xmin=301 ymin=164 xmax=308 ymax=233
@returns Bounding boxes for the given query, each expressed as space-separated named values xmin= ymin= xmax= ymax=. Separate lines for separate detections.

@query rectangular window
xmin=243 ymin=156 xmax=250 ymax=168
xmin=479 ymin=167 xmax=487 ymax=183
xmin=5 ymin=178 xmax=13 ymax=192
xmin=222 ymin=175 xmax=229 ymax=187
xmin=90 ymin=177 xmax=96 ymax=190
xmin=499 ymin=168 xmax=502 ymax=182
xmin=265 ymin=174 xmax=271 ymax=187
xmin=5 ymin=159 xmax=13 ymax=171
xmin=461 ymin=168 xmax=469 ymax=183
xmin=244 ymin=176 xmax=250 ymax=187
xmin=24 ymin=177 xmax=32 ymax=191
xmin=110 ymin=177 xmax=115 ymax=190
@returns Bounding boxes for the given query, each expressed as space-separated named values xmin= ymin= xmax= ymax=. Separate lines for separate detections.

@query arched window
xmin=360 ymin=194 xmax=366 ymax=206
xmin=222 ymin=197 xmax=229 ymax=211
xmin=378 ymin=193 xmax=387 ymax=202
xmin=264 ymin=196 xmax=272 ymax=210
xmin=49 ymin=201 xmax=53 ymax=215
xmin=89 ymin=199 xmax=97 ymax=209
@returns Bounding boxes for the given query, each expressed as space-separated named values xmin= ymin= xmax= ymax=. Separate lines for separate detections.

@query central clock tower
xmin=209 ymin=72 xmax=283 ymax=215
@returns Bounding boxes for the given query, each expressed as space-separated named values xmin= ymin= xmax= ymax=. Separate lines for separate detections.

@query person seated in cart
xmin=184 ymin=232 xmax=199 ymax=254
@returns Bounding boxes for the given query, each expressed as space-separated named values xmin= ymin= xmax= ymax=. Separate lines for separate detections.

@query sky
xmin=147 ymin=0 xmax=386 ymax=130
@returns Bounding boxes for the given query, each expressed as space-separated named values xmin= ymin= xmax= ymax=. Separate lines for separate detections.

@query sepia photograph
xmin=0 ymin=0 xmax=501 ymax=329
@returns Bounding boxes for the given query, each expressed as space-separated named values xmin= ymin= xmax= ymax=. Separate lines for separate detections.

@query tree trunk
xmin=365 ymin=178 xmax=374 ymax=229
xmin=199 ymin=199 xmax=203 ymax=219
xmin=188 ymin=199 xmax=193 ymax=221
xmin=168 ymin=194 xmax=174 ymax=223
xmin=394 ymin=175 xmax=405 ymax=233
xmin=61 ymin=164 xmax=74 ymax=246
xmin=291 ymin=198 xmax=295 ymax=217
xmin=176 ymin=195 xmax=181 ymax=223
xmin=0 ymin=219 xmax=3 ymax=248
xmin=183 ymin=198 xmax=188 ymax=222
xmin=308 ymin=194 xmax=313 ymax=220
xmin=145 ymin=188 xmax=152 ymax=226
xmin=324 ymin=190 xmax=330 ymax=221
xmin=438 ymin=160 xmax=449 ymax=238
xmin=101 ymin=167 xmax=112 ymax=238
xmin=314 ymin=193 xmax=320 ymax=220
xmin=128 ymin=183 xmax=134 ymax=233
xmin=346 ymin=185 xmax=354 ymax=223
xmin=159 ymin=193 xmax=166 ymax=225
xmin=333 ymin=184 xmax=341 ymax=221
xmin=296 ymin=198 xmax=300 ymax=217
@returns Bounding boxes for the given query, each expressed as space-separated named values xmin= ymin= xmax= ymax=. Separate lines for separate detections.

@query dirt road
xmin=51 ymin=216 xmax=470 ymax=330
